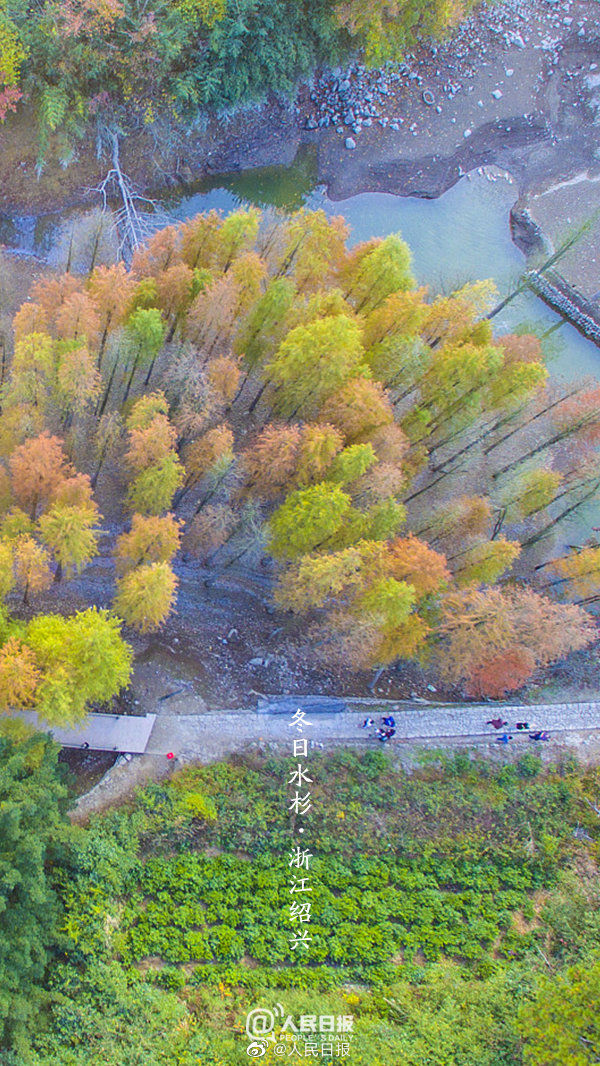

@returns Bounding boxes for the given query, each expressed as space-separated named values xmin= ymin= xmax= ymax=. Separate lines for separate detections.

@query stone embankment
xmin=528 ymin=268 xmax=600 ymax=345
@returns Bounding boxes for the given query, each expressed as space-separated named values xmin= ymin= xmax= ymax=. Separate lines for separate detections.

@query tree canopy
xmin=0 ymin=206 xmax=596 ymax=702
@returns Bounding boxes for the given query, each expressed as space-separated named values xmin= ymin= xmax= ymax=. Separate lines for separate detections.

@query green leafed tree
xmin=0 ymin=733 xmax=70 ymax=1049
xmin=268 ymin=484 xmax=352 ymax=560
xmin=520 ymin=960 xmax=600 ymax=1065
xmin=115 ymin=514 xmax=182 ymax=575
xmin=264 ymin=315 xmax=366 ymax=419
xmin=25 ymin=609 xmax=132 ymax=725
xmin=114 ymin=562 xmax=179 ymax=633
xmin=38 ymin=503 xmax=100 ymax=580
xmin=122 ymin=308 xmax=166 ymax=404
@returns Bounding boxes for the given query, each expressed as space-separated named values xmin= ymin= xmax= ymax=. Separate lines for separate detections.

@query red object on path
xmin=166 ymin=752 xmax=175 ymax=760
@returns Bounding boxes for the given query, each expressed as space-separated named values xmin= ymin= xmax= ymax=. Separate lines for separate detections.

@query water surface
xmin=168 ymin=160 xmax=599 ymax=383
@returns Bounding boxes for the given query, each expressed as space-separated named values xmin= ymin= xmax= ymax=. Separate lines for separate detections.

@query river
xmin=163 ymin=156 xmax=600 ymax=384
xmin=4 ymin=150 xmax=600 ymax=383
xmin=163 ymin=158 xmax=600 ymax=539
xmin=5 ymin=151 xmax=600 ymax=381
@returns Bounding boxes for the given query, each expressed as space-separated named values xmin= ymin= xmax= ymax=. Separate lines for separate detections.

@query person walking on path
xmin=487 ymin=718 xmax=508 ymax=729
xmin=496 ymin=733 xmax=513 ymax=744
xmin=361 ymin=717 xmax=375 ymax=729
xmin=377 ymin=727 xmax=396 ymax=743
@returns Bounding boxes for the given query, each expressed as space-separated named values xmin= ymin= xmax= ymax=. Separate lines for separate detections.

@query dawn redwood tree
xmin=210 ymin=208 xmax=261 ymax=272
xmin=115 ymin=514 xmax=182 ymax=575
xmin=55 ymin=341 xmax=101 ymax=418
xmin=176 ymin=424 xmax=235 ymax=509
xmin=131 ymin=225 xmax=180 ymax=279
xmin=264 ymin=314 xmax=365 ymax=419
xmin=507 ymin=468 xmax=563 ymax=520
xmin=453 ymin=537 xmax=521 ymax=587
xmin=268 ymin=484 xmax=352 ymax=560
xmin=6 ymin=332 xmax=56 ymax=415
xmin=206 ymin=355 xmax=240 ymax=406
xmin=125 ymin=413 xmax=178 ymax=474
xmin=548 ymin=546 xmax=600 ymax=601
xmin=121 ymin=308 xmax=166 ymax=404
xmin=276 ymin=209 xmax=348 ymax=292
xmin=274 ymin=547 xmax=365 ymax=612
xmin=326 ymin=442 xmax=377 ymax=487
xmin=86 ymin=262 xmax=138 ymax=369
xmin=124 ymin=394 xmax=184 ymax=515
xmin=435 ymin=587 xmax=595 ymax=694
xmin=357 ymin=575 xmax=416 ymax=629
xmin=9 ymin=433 xmax=72 ymax=521
xmin=0 ymin=636 xmax=40 ymax=709
xmin=13 ymin=535 xmax=53 ymax=604
xmin=386 ymin=534 xmax=450 ymax=596
xmin=240 ymin=424 xmax=302 ymax=499
xmin=38 ymin=502 xmax=100 ymax=580
xmin=114 ymin=562 xmax=179 ymax=633
xmin=185 ymin=503 xmax=237 ymax=560
xmin=422 ymin=495 xmax=492 ymax=542
xmin=233 ymin=277 xmax=295 ymax=384
xmin=319 ymin=377 xmax=394 ymax=441
xmin=465 ymin=647 xmax=536 ymax=699
xmin=127 ymin=455 xmax=185 ymax=518
xmin=25 ymin=608 xmax=132 ymax=724
xmin=153 ymin=261 xmax=195 ymax=340
xmin=179 ymin=209 xmax=222 ymax=270
xmin=3 ymin=206 xmax=599 ymax=684
xmin=362 ymin=287 xmax=427 ymax=351
xmin=0 ymin=539 xmax=15 ymax=600
xmin=184 ymin=270 xmax=241 ymax=356
xmin=29 ymin=274 xmax=82 ymax=320
xmin=12 ymin=302 xmax=49 ymax=341
xmin=296 ymin=424 xmax=345 ymax=486
xmin=91 ymin=411 xmax=124 ymax=488
xmin=341 ymin=234 xmax=414 ymax=312
xmin=54 ymin=291 xmax=100 ymax=346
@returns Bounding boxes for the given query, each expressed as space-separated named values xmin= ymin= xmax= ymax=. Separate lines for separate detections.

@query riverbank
xmin=0 ymin=0 xmax=597 ymax=217
xmin=1 ymin=0 xmax=598 ymax=321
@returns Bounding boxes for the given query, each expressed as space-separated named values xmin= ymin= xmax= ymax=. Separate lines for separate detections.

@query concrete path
xmin=20 ymin=711 xmax=157 ymax=753
xmin=145 ymin=701 xmax=600 ymax=760
xmin=72 ymin=699 xmax=600 ymax=820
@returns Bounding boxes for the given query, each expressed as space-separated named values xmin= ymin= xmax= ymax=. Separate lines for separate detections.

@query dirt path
xmin=72 ymin=698 xmax=600 ymax=819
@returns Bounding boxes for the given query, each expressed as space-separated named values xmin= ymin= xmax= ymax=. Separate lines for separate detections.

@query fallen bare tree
xmin=93 ymin=126 xmax=170 ymax=263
